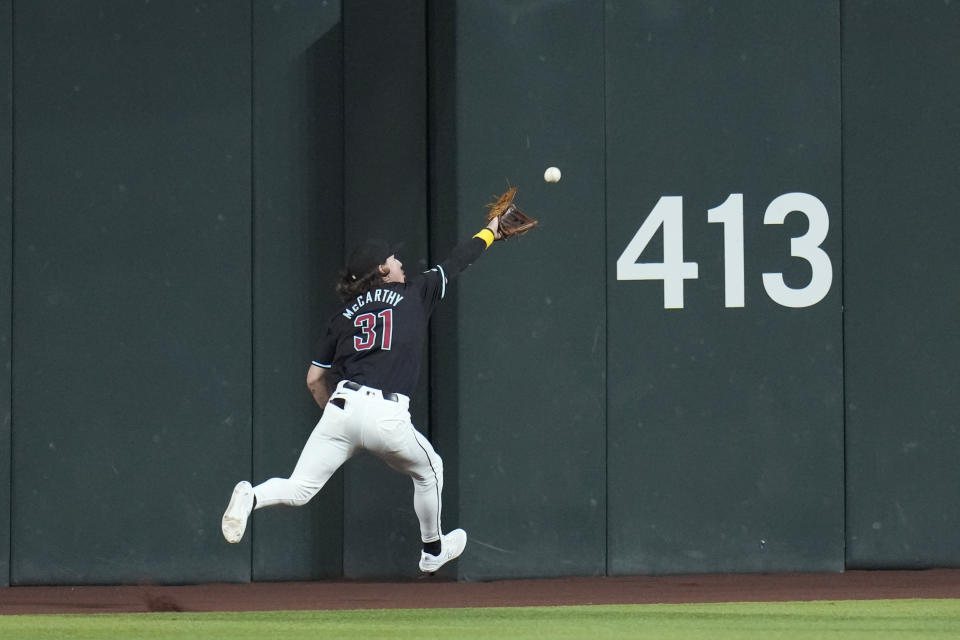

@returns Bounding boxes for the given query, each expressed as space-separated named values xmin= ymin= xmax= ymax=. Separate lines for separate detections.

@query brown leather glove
xmin=485 ymin=187 xmax=538 ymax=239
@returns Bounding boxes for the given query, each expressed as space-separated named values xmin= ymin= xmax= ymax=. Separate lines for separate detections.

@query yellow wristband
xmin=473 ymin=228 xmax=495 ymax=248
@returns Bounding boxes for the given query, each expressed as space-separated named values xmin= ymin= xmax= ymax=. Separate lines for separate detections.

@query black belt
xmin=344 ymin=380 xmax=400 ymax=402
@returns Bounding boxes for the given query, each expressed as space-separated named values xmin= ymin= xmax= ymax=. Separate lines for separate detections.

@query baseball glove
xmin=485 ymin=187 xmax=538 ymax=239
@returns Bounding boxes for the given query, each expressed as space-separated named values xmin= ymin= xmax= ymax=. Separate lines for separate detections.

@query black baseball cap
xmin=346 ymin=239 xmax=401 ymax=279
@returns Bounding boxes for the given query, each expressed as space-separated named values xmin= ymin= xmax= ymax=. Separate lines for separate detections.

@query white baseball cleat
xmin=419 ymin=528 xmax=468 ymax=573
xmin=221 ymin=481 xmax=254 ymax=543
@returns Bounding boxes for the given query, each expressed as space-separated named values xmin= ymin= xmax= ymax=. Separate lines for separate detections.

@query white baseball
xmin=543 ymin=166 xmax=562 ymax=183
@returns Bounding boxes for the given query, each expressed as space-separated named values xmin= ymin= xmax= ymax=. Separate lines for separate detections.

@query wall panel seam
xmin=600 ymin=0 xmax=609 ymax=578
xmin=838 ymin=0 xmax=848 ymax=570
xmin=248 ymin=0 xmax=256 ymax=579
xmin=338 ymin=0 xmax=347 ymax=577
xmin=6 ymin=0 xmax=15 ymax=588
xmin=423 ymin=0 xmax=433 ymax=443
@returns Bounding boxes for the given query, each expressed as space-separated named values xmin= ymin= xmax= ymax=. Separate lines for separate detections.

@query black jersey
xmin=311 ymin=235 xmax=488 ymax=397
xmin=311 ymin=269 xmax=443 ymax=396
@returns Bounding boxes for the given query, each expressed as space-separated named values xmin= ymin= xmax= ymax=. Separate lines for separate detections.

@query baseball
xmin=543 ymin=166 xmax=562 ymax=183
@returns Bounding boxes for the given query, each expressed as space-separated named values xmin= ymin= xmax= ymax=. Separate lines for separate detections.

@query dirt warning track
xmin=1 ymin=569 xmax=958 ymax=615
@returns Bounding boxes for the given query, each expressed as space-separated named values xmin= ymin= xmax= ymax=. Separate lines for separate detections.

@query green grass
xmin=2 ymin=599 xmax=959 ymax=639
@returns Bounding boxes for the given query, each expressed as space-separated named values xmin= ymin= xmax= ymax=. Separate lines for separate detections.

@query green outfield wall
xmin=340 ymin=0 xmax=432 ymax=579
xmin=603 ymin=0 xmax=843 ymax=575
xmin=9 ymin=1 xmax=253 ymax=584
xmin=842 ymin=0 xmax=960 ymax=568
xmin=441 ymin=0 xmax=608 ymax=580
xmin=250 ymin=0 xmax=344 ymax=582
xmin=0 ymin=0 xmax=957 ymax=585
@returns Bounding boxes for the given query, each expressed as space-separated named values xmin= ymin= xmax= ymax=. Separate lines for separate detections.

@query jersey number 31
xmin=354 ymin=309 xmax=394 ymax=351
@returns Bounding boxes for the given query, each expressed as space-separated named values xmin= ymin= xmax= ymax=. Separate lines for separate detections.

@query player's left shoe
xmin=419 ymin=528 xmax=468 ymax=573
xmin=221 ymin=481 xmax=254 ymax=543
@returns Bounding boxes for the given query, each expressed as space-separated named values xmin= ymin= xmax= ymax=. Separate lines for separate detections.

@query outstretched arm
xmin=438 ymin=218 xmax=502 ymax=283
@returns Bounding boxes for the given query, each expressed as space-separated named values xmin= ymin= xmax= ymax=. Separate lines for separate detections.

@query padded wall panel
xmin=843 ymin=0 xmax=960 ymax=568
xmin=11 ymin=1 xmax=252 ymax=584
xmin=251 ymin=0 xmax=344 ymax=581
xmin=449 ymin=0 xmax=607 ymax=580
xmin=605 ymin=0 xmax=843 ymax=574
xmin=341 ymin=0 xmax=431 ymax=578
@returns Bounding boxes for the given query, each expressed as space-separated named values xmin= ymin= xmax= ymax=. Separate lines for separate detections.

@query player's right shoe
xmin=221 ymin=481 xmax=254 ymax=543
xmin=419 ymin=528 xmax=468 ymax=573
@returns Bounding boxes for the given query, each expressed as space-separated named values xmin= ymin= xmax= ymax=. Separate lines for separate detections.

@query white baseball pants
xmin=252 ymin=380 xmax=445 ymax=543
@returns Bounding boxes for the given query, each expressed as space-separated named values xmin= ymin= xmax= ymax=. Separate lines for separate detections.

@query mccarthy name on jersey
xmin=342 ymin=288 xmax=405 ymax=319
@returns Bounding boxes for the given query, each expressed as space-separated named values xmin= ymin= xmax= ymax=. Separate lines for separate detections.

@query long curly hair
xmin=335 ymin=267 xmax=385 ymax=302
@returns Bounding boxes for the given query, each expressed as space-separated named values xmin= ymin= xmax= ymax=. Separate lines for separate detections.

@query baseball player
xmin=221 ymin=216 xmax=507 ymax=573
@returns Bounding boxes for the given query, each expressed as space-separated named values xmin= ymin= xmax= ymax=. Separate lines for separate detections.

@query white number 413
xmin=616 ymin=192 xmax=832 ymax=309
